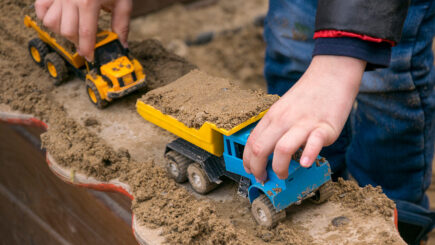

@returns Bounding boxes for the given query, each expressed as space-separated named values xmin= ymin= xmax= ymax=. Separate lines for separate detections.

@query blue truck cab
xmin=222 ymin=124 xmax=332 ymax=226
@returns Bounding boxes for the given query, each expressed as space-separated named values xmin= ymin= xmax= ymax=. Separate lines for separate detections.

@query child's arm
xmin=35 ymin=0 xmax=132 ymax=61
xmin=243 ymin=55 xmax=366 ymax=181
xmin=243 ymin=0 xmax=409 ymax=182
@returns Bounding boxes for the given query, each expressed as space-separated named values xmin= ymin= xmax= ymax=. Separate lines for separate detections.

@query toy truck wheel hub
xmin=186 ymin=163 xmax=217 ymax=194
xmin=30 ymin=47 xmax=41 ymax=62
xmin=169 ymin=163 xmax=179 ymax=176
xmin=191 ymin=173 xmax=201 ymax=186
xmin=46 ymin=62 xmax=57 ymax=77
xmin=256 ymin=208 xmax=267 ymax=223
xmin=87 ymin=86 xmax=98 ymax=103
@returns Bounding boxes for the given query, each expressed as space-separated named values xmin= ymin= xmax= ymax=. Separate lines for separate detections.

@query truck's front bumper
xmin=107 ymin=81 xmax=146 ymax=99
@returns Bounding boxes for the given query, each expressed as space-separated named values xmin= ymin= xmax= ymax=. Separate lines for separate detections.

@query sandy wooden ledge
xmin=0 ymin=105 xmax=405 ymax=245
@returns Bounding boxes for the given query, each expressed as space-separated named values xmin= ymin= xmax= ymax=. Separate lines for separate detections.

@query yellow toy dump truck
xmin=137 ymin=100 xmax=332 ymax=227
xmin=24 ymin=15 xmax=146 ymax=109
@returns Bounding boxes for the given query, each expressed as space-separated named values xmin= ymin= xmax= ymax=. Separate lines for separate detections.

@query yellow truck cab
xmin=24 ymin=15 xmax=146 ymax=109
xmin=84 ymin=31 xmax=146 ymax=108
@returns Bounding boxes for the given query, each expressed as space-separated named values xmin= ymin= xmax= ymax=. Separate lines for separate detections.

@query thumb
xmin=111 ymin=0 xmax=132 ymax=48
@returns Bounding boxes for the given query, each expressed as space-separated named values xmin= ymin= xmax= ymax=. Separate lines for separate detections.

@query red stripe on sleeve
xmin=314 ymin=30 xmax=396 ymax=46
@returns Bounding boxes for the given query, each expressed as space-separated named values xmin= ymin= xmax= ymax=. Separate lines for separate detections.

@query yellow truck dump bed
xmin=24 ymin=15 xmax=85 ymax=69
xmin=136 ymin=100 xmax=267 ymax=156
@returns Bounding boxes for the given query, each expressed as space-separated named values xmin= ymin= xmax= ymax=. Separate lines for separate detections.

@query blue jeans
xmin=264 ymin=0 xmax=435 ymax=242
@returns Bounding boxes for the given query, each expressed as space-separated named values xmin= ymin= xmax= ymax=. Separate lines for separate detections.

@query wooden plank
xmin=0 ymin=123 xmax=136 ymax=245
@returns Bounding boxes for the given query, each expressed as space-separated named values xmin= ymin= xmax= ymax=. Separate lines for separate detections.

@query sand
xmin=129 ymin=40 xmax=196 ymax=90
xmin=129 ymin=0 xmax=268 ymax=45
xmin=141 ymin=69 xmax=278 ymax=129
xmin=331 ymin=178 xmax=396 ymax=220
xmin=0 ymin=0 xmax=404 ymax=244
xmin=187 ymin=24 xmax=267 ymax=90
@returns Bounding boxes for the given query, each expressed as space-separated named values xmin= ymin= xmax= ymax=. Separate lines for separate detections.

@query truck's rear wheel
xmin=28 ymin=38 xmax=49 ymax=66
xmin=165 ymin=151 xmax=191 ymax=183
xmin=251 ymin=194 xmax=286 ymax=228
xmin=86 ymin=81 xmax=108 ymax=109
xmin=310 ymin=181 xmax=334 ymax=204
xmin=45 ymin=53 xmax=68 ymax=85
xmin=187 ymin=163 xmax=217 ymax=194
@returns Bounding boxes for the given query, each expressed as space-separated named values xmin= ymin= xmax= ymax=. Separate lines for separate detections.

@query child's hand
xmin=35 ymin=0 xmax=132 ymax=61
xmin=243 ymin=55 xmax=366 ymax=182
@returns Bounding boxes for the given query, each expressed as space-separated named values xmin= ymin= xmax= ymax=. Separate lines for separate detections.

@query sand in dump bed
xmin=142 ymin=69 xmax=279 ymax=130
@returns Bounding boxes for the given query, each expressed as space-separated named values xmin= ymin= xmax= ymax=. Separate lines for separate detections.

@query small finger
xmin=300 ymin=127 xmax=328 ymax=167
xmin=78 ymin=2 xmax=99 ymax=61
xmin=111 ymin=0 xmax=132 ymax=48
xmin=42 ymin=0 xmax=62 ymax=33
xmin=60 ymin=1 xmax=79 ymax=45
xmin=272 ymin=127 xmax=309 ymax=179
xmin=35 ymin=0 xmax=54 ymax=20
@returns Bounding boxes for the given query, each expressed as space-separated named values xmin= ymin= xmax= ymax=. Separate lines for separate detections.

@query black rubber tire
xmin=187 ymin=163 xmax=217 ymax=194
xmin=165 ymin=151 xmax=191 ymax=183
xmin=310 ymin=181 xmax=334 ymax=204
xmin=28 ymin=38 xmax=49 ymax=66
xmin=86 ymin=80 xmax=109 ymax=109
xmin=251 ymin=194 xmax=286 ymax=228
xmin=44 ymin=53 xmax=68 ymax=85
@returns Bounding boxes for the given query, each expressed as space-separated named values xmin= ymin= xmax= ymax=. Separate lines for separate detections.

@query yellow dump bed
xmin=24 ymin=15 xmax=85 ymax=68
xmin=136 ymin=100 xmax=267 ymax=156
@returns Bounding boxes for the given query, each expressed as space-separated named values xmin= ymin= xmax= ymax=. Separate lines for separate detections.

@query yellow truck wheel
xmin=44 ymin=53 xmax=68 ymax=85
xmin=187 ymin=163 xmax=217 ymax=194
xmin=251 ymin=194 xmax=286 ymax=228
xmin=86 ymin=81 xmax=108 ymax=109
xmin=28 ymin=38 xmax=49 ymax=66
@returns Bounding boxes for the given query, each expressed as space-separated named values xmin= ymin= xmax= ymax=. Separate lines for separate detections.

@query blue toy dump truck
xmin=137 ymin=101 xmax=332 ymax=227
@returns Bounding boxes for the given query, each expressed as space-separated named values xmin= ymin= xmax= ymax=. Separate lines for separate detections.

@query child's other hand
xmin=35 ymin=0 xmax=132 ymax=61
xmin=243 ymin=55 xmax=366 ymax=182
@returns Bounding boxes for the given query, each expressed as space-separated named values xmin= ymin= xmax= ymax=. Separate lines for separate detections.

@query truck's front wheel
xmin=165 ymin=151 xmax=191 ymax=183
xmin=187 ymin=163 xmax=217 ymax=194
xmin=45 ymin=53 xmax=68 ymax=85
xmin=86 ymin=81 xmax=108 ymax=109
xmin=251 ymin=194 xmax=286 ymax=228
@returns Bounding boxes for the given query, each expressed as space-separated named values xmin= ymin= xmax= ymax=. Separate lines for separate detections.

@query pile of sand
xmin=141 ymin=69 xmax=279 ymax=130
xmin=331 ymin=178 xmax=395 ymax=220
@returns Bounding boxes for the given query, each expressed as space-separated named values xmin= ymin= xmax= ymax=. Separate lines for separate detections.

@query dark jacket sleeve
xmin=313 ymin=0 xmax=410 ymax=69
xmin=315 ymin=0 xmax=410 ymax=44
